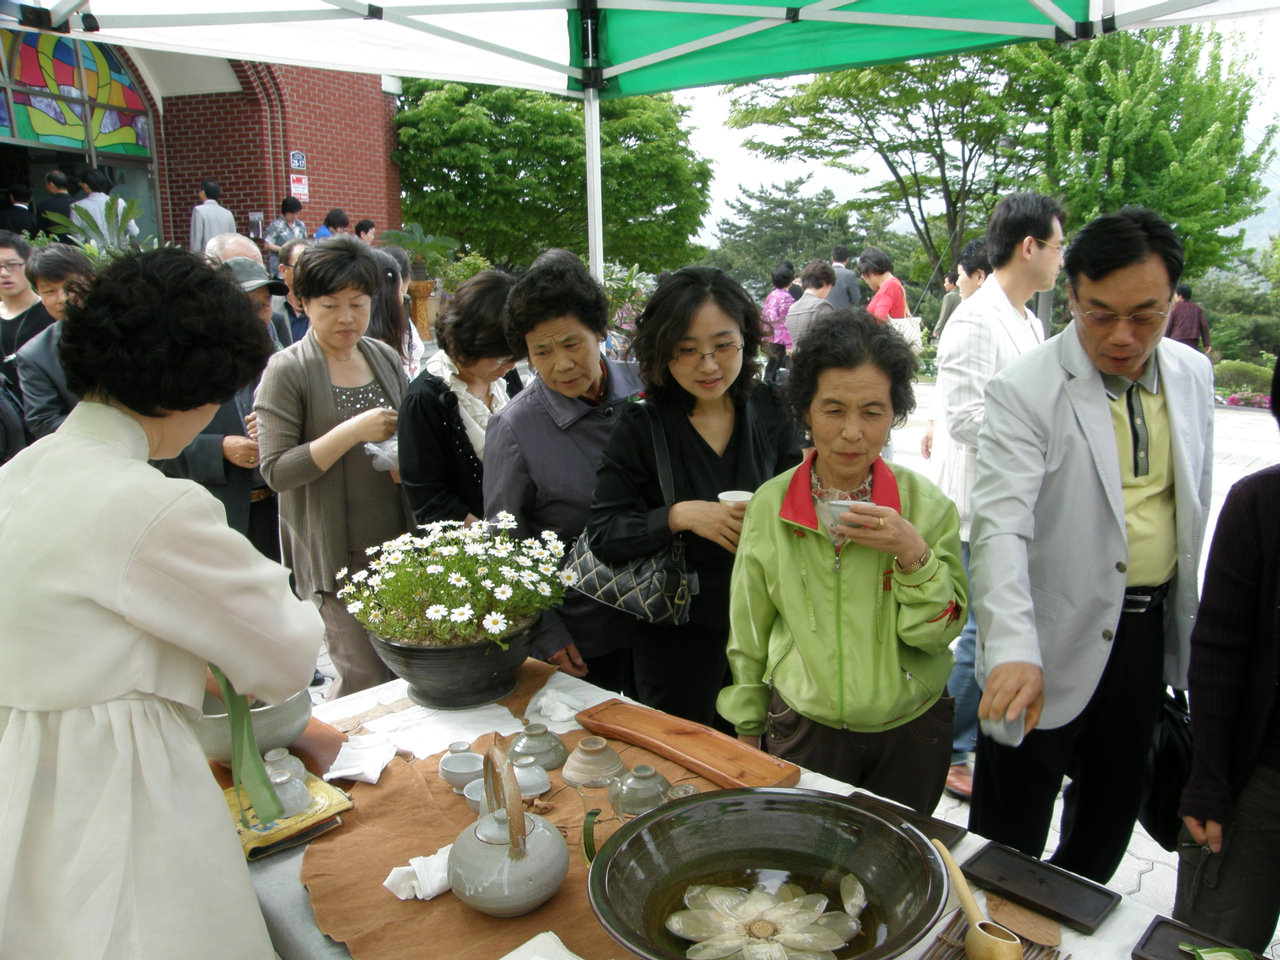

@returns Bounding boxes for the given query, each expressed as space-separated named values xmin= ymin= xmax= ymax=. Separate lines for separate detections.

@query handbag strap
xmin=642 ymin=402 xmax=676 ymax=507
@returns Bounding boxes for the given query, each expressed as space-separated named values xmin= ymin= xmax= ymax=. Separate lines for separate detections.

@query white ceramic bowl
xmin=439 ymin=751 xmax=485 ymax=793
xmin=190 ymin=688 xmax=312 ymax=764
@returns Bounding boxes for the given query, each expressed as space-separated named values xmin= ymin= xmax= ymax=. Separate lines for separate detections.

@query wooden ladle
xmin=931 ymin=839 xmax=1024 ymax=960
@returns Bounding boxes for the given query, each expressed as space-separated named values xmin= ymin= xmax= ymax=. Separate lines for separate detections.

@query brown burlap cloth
xmin=301 ymin=670 xmax=718 ymax=960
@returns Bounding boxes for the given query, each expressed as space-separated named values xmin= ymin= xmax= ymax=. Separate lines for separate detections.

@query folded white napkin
xmin=496 ymin=931 xmax=587 ymax=960
xmin=383 ymin=844 xmax=453 ymax=900
xmin=324 ymin=733 xmax=397 ymax=783
xmin=527 ymin=687 xmax=585 ymax=725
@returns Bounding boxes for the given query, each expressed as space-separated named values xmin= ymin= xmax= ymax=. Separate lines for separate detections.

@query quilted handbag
xmin=566 ymin=404 xmax=698 ymax=625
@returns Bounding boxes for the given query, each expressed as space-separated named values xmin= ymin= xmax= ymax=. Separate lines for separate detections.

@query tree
xmin=1010 ymin=27 xmax=1276 ymax=277
xmin=727 ymin=51 xmax=1039 ymax=273
xmin=393 ymin=81 xmax=711 ymax=271
xmin=702 ymin=176 xmax=854 ymax=297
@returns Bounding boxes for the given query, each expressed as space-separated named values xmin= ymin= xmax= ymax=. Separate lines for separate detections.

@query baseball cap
xmin=222 ymin=256 xmax=288 ymax=296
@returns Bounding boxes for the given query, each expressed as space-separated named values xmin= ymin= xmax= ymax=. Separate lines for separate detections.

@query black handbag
xmin=566 ymin=403 xmax=699 ymax=625
xmin=1138 ymin=686 xmax=1193 ymax=852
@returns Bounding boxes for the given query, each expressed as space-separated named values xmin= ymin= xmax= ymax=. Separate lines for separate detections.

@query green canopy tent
xmin=2 ymin=0 xmax=1271 ymax=273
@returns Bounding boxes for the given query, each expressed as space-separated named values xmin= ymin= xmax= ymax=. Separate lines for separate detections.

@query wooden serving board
xmin=575 ymin=698 xmax=801 ymax=789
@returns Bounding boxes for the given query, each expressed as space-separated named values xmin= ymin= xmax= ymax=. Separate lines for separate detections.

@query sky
xmin=675 ymin=14 xmax=1280 ymax=251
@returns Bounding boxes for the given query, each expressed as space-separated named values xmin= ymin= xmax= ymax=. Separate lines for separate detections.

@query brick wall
xmin=157 ymin=63 xmax=402 ymax=248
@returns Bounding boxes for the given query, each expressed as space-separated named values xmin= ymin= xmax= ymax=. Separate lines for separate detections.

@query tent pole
xmin=585 ymin=86 xmax=604 ymax=281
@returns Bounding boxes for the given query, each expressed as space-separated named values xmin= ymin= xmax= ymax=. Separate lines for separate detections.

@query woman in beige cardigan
xmin=256 ymin=236 xmax=413 ymax=697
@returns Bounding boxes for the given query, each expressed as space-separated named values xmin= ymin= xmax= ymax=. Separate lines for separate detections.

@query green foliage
xmin=1195 ymin=255 xmax=1280 ymax=364
xmin=1011 ymin=28 xmax=1275 ymax=277
xmin=701 ymin=176 xmax=854 ymax=298
xmin=440 ymin=253 xmax=493 ymax=294
xmin=1214 ymin=359 xmax=1275 ymax=393
xmin=377 ymin=222 xmax=458 ymax=281
xmin=602 ymin=261 xmax=656 ymax=331
xmin=394 ymin=81 xmax=711 ymax=272
xmin=43 ymin=200 xmax=152 ymax=266
xmin=727 ymin=50 xmax=1040 ymax=271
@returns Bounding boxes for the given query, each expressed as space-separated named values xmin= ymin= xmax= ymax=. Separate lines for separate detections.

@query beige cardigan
xmin=255 ymin=330 xmax=412 ymax=598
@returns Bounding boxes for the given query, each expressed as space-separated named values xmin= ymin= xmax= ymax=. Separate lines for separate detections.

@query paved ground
xmin=313 ymin=375 xmax=1280 ymax=954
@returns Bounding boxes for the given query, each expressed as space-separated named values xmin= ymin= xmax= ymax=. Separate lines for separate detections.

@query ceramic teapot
xmin=447 ymin=744 xmax=569 ymax=917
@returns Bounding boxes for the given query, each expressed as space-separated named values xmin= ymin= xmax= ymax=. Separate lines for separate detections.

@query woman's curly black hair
xmin=59 ymin=247 xmax=272 ymax=416
xmin=503 ymin=253 xmax=608 ymax=359
xmin=630 ymin=265 xmax=762 ymax=409
xmin=786 ymin=309 xmax=917 ymax=429
xmin=438 ymin=270 xmax=515 ymax=364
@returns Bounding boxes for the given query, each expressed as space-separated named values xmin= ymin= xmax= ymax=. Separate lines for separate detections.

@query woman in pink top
xmin=761 ymin=261 xmax=796 ymax=382
xmin=859 ymin=247 xmax=906 ymax=323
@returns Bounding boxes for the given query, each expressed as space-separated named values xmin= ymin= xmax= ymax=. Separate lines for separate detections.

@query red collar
xmin=780 ymin=450 xmax=902 ymax=529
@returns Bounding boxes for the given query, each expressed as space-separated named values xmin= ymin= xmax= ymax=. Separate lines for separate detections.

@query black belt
xmin=1122 ymin=580 xmax=1171 ymax=614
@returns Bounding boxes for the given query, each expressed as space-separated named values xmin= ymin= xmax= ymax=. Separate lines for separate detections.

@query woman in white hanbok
xmin=0 ymin=248 xmax=323 ymax=959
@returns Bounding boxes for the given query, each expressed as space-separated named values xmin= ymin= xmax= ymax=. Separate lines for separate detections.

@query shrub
xmin=1214 ymin=359 xmax=1274 ymax=394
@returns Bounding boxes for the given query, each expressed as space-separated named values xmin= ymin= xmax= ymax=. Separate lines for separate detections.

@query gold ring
xmin=877 ymin=516 xmax=884 ymax=530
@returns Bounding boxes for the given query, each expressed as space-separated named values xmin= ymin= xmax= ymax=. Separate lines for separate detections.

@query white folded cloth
xmin=497 ymin=931 xmax=586 ymax=960
xmin=324 ymin=733 xmax=397 ymax=783
xmin=382 ymin=844 xmax=452 ymax=900
xmin=526 ymin=687 xmax=584 ymax=725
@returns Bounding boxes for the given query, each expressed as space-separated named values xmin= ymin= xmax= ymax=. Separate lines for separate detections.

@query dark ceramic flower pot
xmin=369 ymin=625 xmax=535 ymax=709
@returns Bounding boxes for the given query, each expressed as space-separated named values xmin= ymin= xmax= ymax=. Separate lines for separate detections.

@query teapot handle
xmin=484 ymin=743 xmax=527 ymax=857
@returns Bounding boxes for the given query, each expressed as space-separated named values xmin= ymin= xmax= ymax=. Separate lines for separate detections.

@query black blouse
xmin=586 ymin=381 xmax=803 ymax=629
xmin=397 ymin=372 xmax=484 ymax=525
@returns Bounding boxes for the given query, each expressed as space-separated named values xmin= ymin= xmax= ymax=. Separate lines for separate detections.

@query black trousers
xmin=766 ymin=691 xmax=954 ymax=814
xmin=968 ymin=600 xmax=1167 ymax=883
xmin=631 ymin=621 xmax=733 ymax=734
xmin=247 ymin=494 xmax=282 ymax=563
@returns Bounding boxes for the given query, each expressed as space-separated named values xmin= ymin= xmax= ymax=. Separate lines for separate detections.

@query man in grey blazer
xmin=828 ymin=244 xmax=862 ymax=309
xmin=969 ymin=207 xmax=1214 ymax=884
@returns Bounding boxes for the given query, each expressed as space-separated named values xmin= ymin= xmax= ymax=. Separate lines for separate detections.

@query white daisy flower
xmin=494 ymin=584 xmax=514 ymax=600
xmin=368 ymin=609 xmax=383 ymax=623
xmin=494 ymin=510 xmax=518 ymax=530
xmin=464 ymin=541 xmax=487 ymax=556
xmin=346 ymin=600 xmax=364 ymax=614
xmin=516 ymin=555 xmax=534 ymax=567
xmin=490 ymin=543 xmax=513 ymax=558
xmin=437 ymin=545 xmax=459 ymax=556
xmin=558 ymin=569 xmax=578 ymax=586
xmin=548 ymin=542 xmax=565 ymax=558
xmin=336 ymin=566 xmax=349 ymax=579
xmin=448 ymin=572 xmax=468 ymax=587
xmin=365 ymin=545 xmax=379 ymax=555
xmin=522 ymin=537 xmax=540 ymax=550
xmin=538 ymin=562 xmax=556 ymax=576
xmin=482 ymin=611 xmax=509 ymax=635
xmin=426 ymin=564 xmax=444 ymax=574
xmin=536 ymin=582 xmax=552 ymax=597
xmin=351 ymin=570 xmax=369 ymax=582
xmin=368 ymin=575 xmax=382 ymax=589
xmin=499 ymin=565 xmax=517 ymax=580
xmin=425 ymin=604 xmax=448 ymax=620
xmin=481 ymin=579 xmax=495 ymax=590
xmin=450 ymin=604 xmax=474 ymax=623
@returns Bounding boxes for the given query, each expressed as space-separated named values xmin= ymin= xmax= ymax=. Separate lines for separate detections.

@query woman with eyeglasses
xmin=586 ymin=266 xmax=802 ymax=727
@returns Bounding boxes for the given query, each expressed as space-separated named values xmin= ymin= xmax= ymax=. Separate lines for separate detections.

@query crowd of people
xmin=0 ymin=186 xmax=1276 ymax=955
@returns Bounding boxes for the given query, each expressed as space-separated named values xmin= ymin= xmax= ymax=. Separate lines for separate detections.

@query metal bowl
xmin=189 ymin=688 xmax=312 ymax=763
xmin=588 ymin=787 xmax=948 ymax=960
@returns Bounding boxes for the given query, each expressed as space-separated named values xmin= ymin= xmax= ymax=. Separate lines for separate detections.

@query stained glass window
xmin=0 ymin=29 xmax=149 ymax=157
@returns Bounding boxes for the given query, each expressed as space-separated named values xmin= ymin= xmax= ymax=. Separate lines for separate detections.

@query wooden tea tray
xmin=575 ymin=698 xmax=801 ymax=789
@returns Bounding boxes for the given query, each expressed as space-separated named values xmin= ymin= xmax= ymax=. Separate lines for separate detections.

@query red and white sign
xmin=289 ymin=174 xmax=310 ymax=201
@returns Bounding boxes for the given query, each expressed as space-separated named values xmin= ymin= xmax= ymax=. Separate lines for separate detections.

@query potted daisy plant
xmin=336 ymin=513 xmax=573 ymax=708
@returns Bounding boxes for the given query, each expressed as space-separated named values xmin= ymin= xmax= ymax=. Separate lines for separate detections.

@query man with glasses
xmin=968 ymin=207 xmax=1213 ymax=884
xmin=276 ymin=238 xmax=311 ymax=343
xmin=929 ymin=192 xmax=1066 ymax=801
xmin=0 ymin=231 xmax=55 ymax=432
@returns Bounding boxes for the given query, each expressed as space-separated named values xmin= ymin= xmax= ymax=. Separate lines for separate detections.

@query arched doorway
xmin=0 ymin=28 xmax=158 ymax=239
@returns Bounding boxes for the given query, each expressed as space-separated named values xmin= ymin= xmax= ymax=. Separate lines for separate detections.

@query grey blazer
xmin=970 ymin=327 xmax=1214 ymax=729
xmin=255 ymin=330 xmax=411 ymax=597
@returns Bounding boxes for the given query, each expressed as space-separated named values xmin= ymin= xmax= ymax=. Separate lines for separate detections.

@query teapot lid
xmin=475 ymin=809 xmax=531 ymax=845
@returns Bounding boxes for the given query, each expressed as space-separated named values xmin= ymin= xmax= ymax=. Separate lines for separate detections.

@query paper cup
xmin=718 ymin=490 xmax=753 ymax=507
xmin=825 ymin=499 xmax=856 ymax=528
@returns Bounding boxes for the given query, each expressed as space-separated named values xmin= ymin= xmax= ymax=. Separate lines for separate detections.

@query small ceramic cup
xmin=510 ymin=722 xmax=568 ymax=770
xmin=562 ymin=736 xmax=625 ymax=787
xmin=718 ymin=490 xmax=753 ymax=508
xmin=512 ymin=755 xmax=552 ymax=797
xmin=263 ymin=747 xmax=307 ymax=782
xmin=439 ymin=750 xmax=484 ymax=793
xmin=608 ymin=764 xmax=671 ymax=819
xmin=667 ymin=783 xmax=699 ymax=802
xmin=462 ymin=777 xmax=489 ymax=815
xmin=825 ymin=499 xmax=856 ymax=529
xmin=269 ymin=768 xmax=313 ymax=818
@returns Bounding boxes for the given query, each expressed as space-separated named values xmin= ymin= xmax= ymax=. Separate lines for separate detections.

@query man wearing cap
xmin=158 ymin=257 xmax=288 ymax=561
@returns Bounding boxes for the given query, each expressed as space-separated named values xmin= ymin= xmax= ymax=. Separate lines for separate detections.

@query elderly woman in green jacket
xmin=717 ymin=311 xmax=966 ymax=813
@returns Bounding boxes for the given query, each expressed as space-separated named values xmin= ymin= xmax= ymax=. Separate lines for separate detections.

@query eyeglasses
xmin=279 ymin=263 xmax=295 ymax=271
xmin=672 ymin=342 xmax=744 ymax=365
xmin=1073 ymin=307 xmax=1169 ymax=328
xmin=1034 ymin=237 xmax=1064 ymax=253
xmin=0 ymin=260 xmax=26 ymax=274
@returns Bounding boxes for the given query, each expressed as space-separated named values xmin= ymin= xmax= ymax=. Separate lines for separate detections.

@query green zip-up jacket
xmin=717 ymin=452 xmax=966 ymax=737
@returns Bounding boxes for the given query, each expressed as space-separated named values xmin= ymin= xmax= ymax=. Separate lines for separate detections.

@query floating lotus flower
xmin=665 ymin=876 xmax=868 ymax=960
